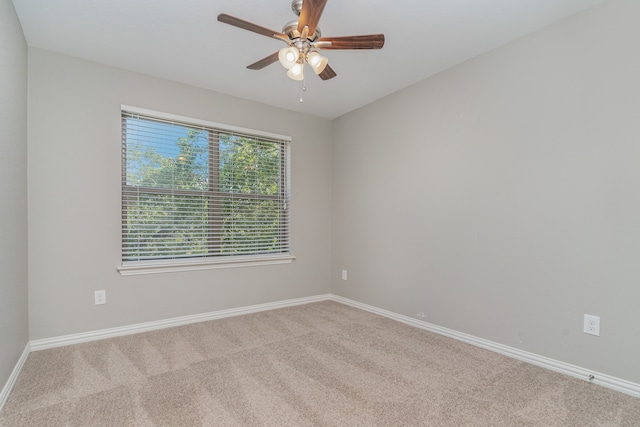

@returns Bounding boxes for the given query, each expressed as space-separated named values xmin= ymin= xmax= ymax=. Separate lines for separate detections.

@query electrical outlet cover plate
xmin=95 ymin=290 xmax=106 ymax=305
xmin=583 ymin=314 xmax=600 ymax=336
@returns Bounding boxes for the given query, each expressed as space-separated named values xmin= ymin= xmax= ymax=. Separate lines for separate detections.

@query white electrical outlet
xmin=341 ymin=269 xmax=348 ymax=280
xmin=583 ymin=314 xmax=600 ymax=336
xmin=95 ymin=290 xmax=106 ymax=305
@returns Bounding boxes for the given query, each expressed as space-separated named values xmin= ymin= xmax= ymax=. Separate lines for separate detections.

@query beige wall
xmin=0 ymin=0 xmax=29 ymax=388
xmin=27 ymin=48 xmax=332 ymax=340
xmin=331 ymin=0 xmax=640 ymax=384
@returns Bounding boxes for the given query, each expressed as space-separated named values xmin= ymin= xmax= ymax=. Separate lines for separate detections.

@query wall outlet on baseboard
xmin=95 ymin=290 xmax=106 ymax=305
xmin=583 ymin=314 xmax=600 ymax=336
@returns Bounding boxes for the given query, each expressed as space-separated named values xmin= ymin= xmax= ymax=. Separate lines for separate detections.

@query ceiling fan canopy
xmin=217 ymin=0 xmax=385 ymax=82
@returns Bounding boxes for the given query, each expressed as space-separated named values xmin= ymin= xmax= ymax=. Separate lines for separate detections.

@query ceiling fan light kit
xmin=287 ymin=62 xmax=305 ymax=80
xmin=306 ymin=51 xmax=328 ymax=74
xmin=218 ymin=0 xmax=384 ymax=86
xmin=278 ymin=46 xmax=300 ymax=69
xmin=278 ymin=43 xmax=328 ymax=77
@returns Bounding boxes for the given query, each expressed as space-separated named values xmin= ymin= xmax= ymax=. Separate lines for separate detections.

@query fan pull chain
xmin=299 ymin=77 xmax=306 ymax=103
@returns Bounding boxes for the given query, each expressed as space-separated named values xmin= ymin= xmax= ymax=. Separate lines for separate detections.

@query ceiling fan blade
xmin=318 ymin=64 xmax=337 ymax=80
xmin=297 ymin=0 xmax=328 ymax=36
xmin=317 ymin=34 xmax=385 ymax=50
xmin=218 ymin=13 xmax=287 ymax=39
xmin=247 ymin=52 xmax=280 ymax=70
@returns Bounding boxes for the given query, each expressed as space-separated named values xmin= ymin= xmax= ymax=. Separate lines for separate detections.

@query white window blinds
xmin=121 ymin=110 xmax=291 ymax=263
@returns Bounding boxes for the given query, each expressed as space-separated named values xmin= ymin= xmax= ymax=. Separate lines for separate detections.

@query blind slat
xmin=122 ymin=110 xmax=291 ymax=262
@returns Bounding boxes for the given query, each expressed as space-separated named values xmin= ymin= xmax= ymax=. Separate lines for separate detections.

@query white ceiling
xmin=12 ymin=0 xmax=603 ymax=119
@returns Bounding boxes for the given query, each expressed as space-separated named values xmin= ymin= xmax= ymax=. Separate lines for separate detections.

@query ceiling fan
xmin=217 ymin=0 xmax=385 ymax=82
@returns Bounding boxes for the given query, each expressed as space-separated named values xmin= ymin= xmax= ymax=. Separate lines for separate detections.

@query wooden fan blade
xmin=317 ymin=34 xmax=385 ymax=50
xmin=318 ymin=64 xmax=337 ymax=80
xmin=247 ymin=52 xmax=280 ymax=70
xmin=297 ymin=0 xmax=327 ymax=36
xmin=218 ymin=13 xmax=287 ymax=39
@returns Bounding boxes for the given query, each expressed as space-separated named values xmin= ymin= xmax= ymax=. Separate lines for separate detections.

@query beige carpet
xmin=1 ymin=301 xmax=639 ymax=426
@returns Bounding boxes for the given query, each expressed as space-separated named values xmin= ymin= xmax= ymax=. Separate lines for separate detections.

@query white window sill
xmin=118 ymin=254 xmax=295 ymax=276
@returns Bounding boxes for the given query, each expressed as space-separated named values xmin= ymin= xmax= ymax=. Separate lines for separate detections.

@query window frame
xmin=117 ymin=106 xmax=294 ymax=276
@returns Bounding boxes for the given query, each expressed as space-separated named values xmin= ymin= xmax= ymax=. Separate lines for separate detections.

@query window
xmin=119 ymin=107 xmax=292 ymax=275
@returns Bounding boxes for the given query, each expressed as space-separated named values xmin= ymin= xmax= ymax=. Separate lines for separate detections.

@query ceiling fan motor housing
xmin=282 ymin=19 xmax=321 ymax=42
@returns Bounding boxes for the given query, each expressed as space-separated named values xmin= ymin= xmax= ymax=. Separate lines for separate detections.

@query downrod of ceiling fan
xmin=291 ymin=0 xmax=304 ymax=16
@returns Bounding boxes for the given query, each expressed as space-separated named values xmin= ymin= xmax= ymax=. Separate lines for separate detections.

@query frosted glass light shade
xmin=286 ymin=62 xmax=304 ymax=80
xmin=278 ymin=47 xmax=299 ymax=69
xmin=307 ymin=51 xmax=328 ymax=74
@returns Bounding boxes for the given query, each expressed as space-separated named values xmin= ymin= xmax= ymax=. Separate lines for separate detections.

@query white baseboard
xmin=0 ymin=343 xmax=31 ymax=412
xmin=31 ymin=294 xmax=332 ymax=351
xmin=10 ymin=293 xmax=639 ymax=405
xmin=330 ymin=295 xmax=640 ymax=398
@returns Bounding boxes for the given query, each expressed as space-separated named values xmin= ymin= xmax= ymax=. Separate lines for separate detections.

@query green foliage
xmin=217 ymin=134 xmax=283 ymax=255
xmin=123 ymin=125 xmax=286 ymax=261
xmin=219 ymin=198 xmax=282 ymax=255
xmin=219 ymin=134 xmax=280 ymax=195
xmin=128 ymin=129 xmax=208 ymax=190
xmin=124 ymin=194 xmax=208 ymax=259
